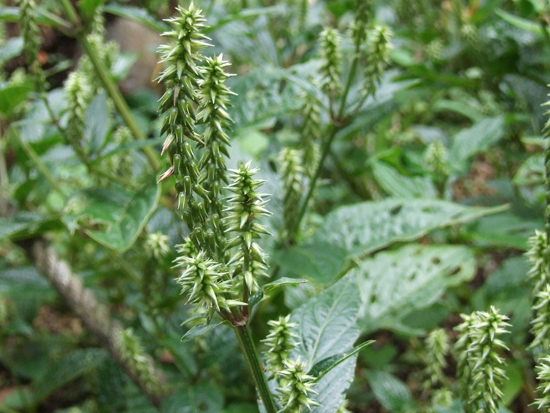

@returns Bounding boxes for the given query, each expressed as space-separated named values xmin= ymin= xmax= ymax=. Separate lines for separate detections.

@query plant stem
xmin=234 ymin=326 xmax=278 ymax=413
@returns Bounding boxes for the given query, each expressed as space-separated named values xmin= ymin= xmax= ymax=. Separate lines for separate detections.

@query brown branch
xmin=24 ymin=239 xmax=165 ymax=409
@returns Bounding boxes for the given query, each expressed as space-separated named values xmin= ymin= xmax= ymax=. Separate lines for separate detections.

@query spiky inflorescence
xmin=224 ymin=163 xmax=271 ymax=294
xmin=64 ymin=71 xmax=91 ymax=157
xmin=18 ymin=0 xmax=46 ymax=92
xmin=363 ymin=25 xmax=392 ymax=97
xmin=423 ymin=328 xmax=450 ymax=390
xmin=543 ymin=88 xmax=550 ymax=252
xmin=279 ymin=148 xmax=304 ymax=246
xmin=454 ymin=312 xmax=479 ymax=401
xmin=196 ymin=55 xmax=235 ymax=226
xmin=174 ymin=250 xmax=233 ymax=312
xmin=116 ymin=328 xmax=161 ymax=396
xmin=262 ymin=315 xmax=298 ymax=372
xmin=351 ymin=0 xmax=370 ymax=49
xmin=424 ymin=139 xmax=449 ymax=177
xmin=319 ymin=28 xmax=342 ymax=97
xmin=277 ymin=358 xmax=318 ymax=413
xmin=146 ymin=232 xmax=170 ymax=259
xmin=300 ymin=91 xmax=322 ymax=177
xmin=535 ymin=356 xmax=550 ymax=410
xmin=455 ymin=307 xmax=510 ymax=413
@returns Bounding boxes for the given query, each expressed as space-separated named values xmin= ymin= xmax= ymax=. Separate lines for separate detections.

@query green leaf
xmin=496 ymin=9 xmax=543 ymax=35
xmin=0 ymin=266 xmax=55 ymax=301
xmin=181 ymin=321 xmax=230 ymax=343
xmin=161 ymin=383 xmax=224 ymax=413
xmin=371 ymin=161 xmax=437 ymax=198
xmin=249 ymin=277 xmax=308 ymax=308
xmin=64 ymin=182 xmax=161 ymax=252
xmin=290 ymin=274 xmax=361 ymax=413
xmin=0 ymin=83 xmax=34 ymax=116
xmin=309 ymin=340 xmax=374 ymax=379
xmin=0 ymin=211 xmax=62 ymax=241
xmin=103 ymin=4 xmax=169 ymax=33
xmin=0 ymin=6 xmax=70 ymax=30
xmin=450 ymin=116 xmax=505 ymax=173
xmin=0 ymin=37 xmax=23 ymax=65
xmin=206 ymin=6 xmax=283 ymax=34
xmin=355 ymin=245 xmax=476 ymax=334
xmin=366 ymin=371 xmax=417 ymax=413
xmin=277 ymin=199 xmax=505 ymax=284
xmin=85 ymin=92 xmax=110 ymax=155
xmin=78 ymin=0 xmax=107 ymax=20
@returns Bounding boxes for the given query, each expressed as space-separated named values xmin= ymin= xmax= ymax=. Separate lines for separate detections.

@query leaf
xmin=277 ymin=199 xmax=505 ymax=284
xmin=64 ymin=182 xmax=161 ymax=252
xmin=78 ymin=0 xmax=107 ymax=20
xmin=449 ymin=116 xmax=505 ymax=173
xmin=103 ymin=4 xmax=169 ymax=33
xmin=206 ymin=6 xmax=283 ymax=34
xmin=181 ymin=321 xmax=230 ymax=343
xmin=355 ymin=245 xmax=476 ymax=334
xmin=371 ymin=161 xmax=437 ymax=198
xmin=161 ymin=383 xmax=224 ymax=413
xmin=309 ymin=340 xmax=374 ymax=379
xmin=249 ymin=277 xmax=308 ymax=309
xmin=289 ymin=274 xmax=361 ymax=413
xmin=0 ymin=211 xmax=62 ymax=241
xmin=85 ymin=92 xmax=110 ymax=155
xmin=0 ymin=37 xmax=23 ymax=65
xmin=496 ymin=9 xmax=544 ymax=35
xmin=366 ymin=371 xmax=417 ymax=413
xmin=0 ymin=83 xmax=34 ymax=116
xmin=0 ymin=266 xmax=55 ymax=301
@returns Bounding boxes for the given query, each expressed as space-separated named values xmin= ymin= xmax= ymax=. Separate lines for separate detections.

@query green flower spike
xmin=18 ymin=0 xmax=46 ymax=92
xmin=456 ymin=307 xmax=510 ymax=413
xmin=363 ymin=25 xmax=392 ymax=97
xmin=351 ymin=0 xmax=370 ymax=49
xmin=300 ymin=90 xmax=322 ymax=177
xmin=531 ymin=284 xmax=550 ymax=352
xmin=146 ymin=232 xmax=170 ymax=259
xmin=424 ymin=139 xmax=449 ymax=177
xmin=64 ymin=71 xmax=91 ymax=156
xmin=319 ymin=28 xmax=342 ymax=97
xmin=262 ymin=315 xmax=298 ymax=373
xmin=277 ymin=358 xmax=318 ymax=413
xmin=527 ymin=231 xmax=550 ymax=295
xmin=225 ymin=162 xmax=271 ymax=293
xmin=174 ymin=251 xmax=231 ymax=311
xmin=279 ymin=148 xmax=304 ymax=246
xmin=423 ymin=328 xmax=450 ymax=390
xmin=534 ymin=356 xmax=550 ymax=410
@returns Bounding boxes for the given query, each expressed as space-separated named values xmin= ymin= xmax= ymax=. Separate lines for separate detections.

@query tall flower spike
xmin=454 ymin=312 xmax=479 ymax=402
xmin=351 ymin=0 xmax=370 ymax=49
xmin=319 ymin=28 xmax=342 ymax=97
xmin=64 ymin=71 xmax=91 ymax=157
xmin=300 ymin=90 xmax=322 ymax=177
xmin=363 ymin=25 xmax=392 ymax=97
xmin=225 ymin=163 xmax=271 ymax=293
xmin=534 ymin=356 xmax=550 ymax=410
xmin=18 ymin=0 xmax=46 ymax=92
xmin=423 ymin=328 xmax=450 ymax=390
xmin=262 ymin=315 xmax=298 ymax=373
xmin=279 ymin=148 xmax=304 ymax=246
xmin=277 ymin=358 xmax=318 ymax=413
xmin=456 ymin=307 xmax=510 ymax=413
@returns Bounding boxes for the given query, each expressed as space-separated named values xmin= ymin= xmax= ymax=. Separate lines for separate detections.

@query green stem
xmin=234 ymin=326 xmax=278 ymax=413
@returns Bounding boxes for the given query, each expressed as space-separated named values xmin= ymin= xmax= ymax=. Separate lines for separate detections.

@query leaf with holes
xmin=354 ymin=244 xmax=476 ymax=334
xmin=289 ymin=274 xmax=361 ymax=413
xmin=276 ymin=199 xmax=504 ymax=283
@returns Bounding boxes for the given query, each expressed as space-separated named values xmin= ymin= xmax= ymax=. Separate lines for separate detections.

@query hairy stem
xmin=234 ymin=326 xmax=278 ymax=413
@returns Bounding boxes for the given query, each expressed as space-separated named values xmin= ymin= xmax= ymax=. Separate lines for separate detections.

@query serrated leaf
xmin=288 ymin=274 xmax=361 ymax=413
xmin=366 ymin=371 xmax=417 ymax=413
xmin=249 ymin=277 xmax=307 ymax=308
xmin=309 ymin=340 xmax=374 ymax=379
xmin=64 ymin=182 xmax=160 ymax=252
xmin=181 ymin=321 xmax=230 ymax=343
xmin=450 ymin=116 xmax=505 ymax=173
xmin=0 ymin=211 xmax=62 ymax=241
xmin=277 ymin=199 xmax=505 ymax=283
xmin=355 ymin=245 xmax=476 ymax=334
xmin=85 ymin=92 xmax=110 ymax=155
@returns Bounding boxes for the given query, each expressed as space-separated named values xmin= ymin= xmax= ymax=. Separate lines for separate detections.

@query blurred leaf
xmin=161 ymin=383 xmax=224 ymax=413
xmin=0 ymin=37 xmax=23 ymax=65
xmin=502 ymin=362 xmax=524 ymax=406
xmin=496 ymin=9 xmax=543 ymax=35
xmin=469 ymin=212 xmax=541 ymax=250
xmin=181 ymin=321 xmax=230 ymax=343
xmin=85 ymin=92 xmax=110 ymax=155
xmin=366 ymin=371 xmax=417 ymax=413
xmin=355 ymin=245 xmax=475 ymax=334
xmin=371 ymin=161 xmax=437 ymax=198
xmin=309 ymin=340 xmax=374 ymax=379
xmin=103 ymin=4 xmax=168 ymax=32
xmin=290 ymin=274 xmax=362 ymax=413
xmin=249 ymin=277 xmax=307 ymax=309
xmin=78 ymin=0 xmax=107 ymax=20
xmin=0 ymin=82 xmax=33 ymax=116
xmin=0 ymin=266 xmax=54 ymax=300
xmin=450 ymin=116 xmax=505 ymax=173
xmin=206 ymin=6 xmax=283 ymax=34
xmin=0 ymin=211 xmax=62 ymax=241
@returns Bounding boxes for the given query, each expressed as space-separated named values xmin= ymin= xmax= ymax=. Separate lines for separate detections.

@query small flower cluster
xmin=146 ymin=232 xmax=170 ymax=259
xmin=424 ymin=140 xmax=449 ymax=177
xmin=277 ymin=358 xmax=318 ymax=413
xmin=262 ymin=315 xmax=298 ymax=372
xmin=363 ymin=25 xmax=392 ymax=97
xmin=423 ymin=328 xmax=449 ymax=390
xmin=319 ymin=28 xmax=342 ymax=97
xmin=454 ymin=307 xmax=510 ymax=413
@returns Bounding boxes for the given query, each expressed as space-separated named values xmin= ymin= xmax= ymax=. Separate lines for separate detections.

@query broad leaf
xmin=276 ymin=199 xmax=504 ymax=283
xmin=0 ymin=211 xmax=62 ymax=241
xmin=289 ymin=274 xmax=361 ymax=413
xmin=249 ymin=277 xmax=308 ymax=308
xmin=450 ymin=116 xmax=505 ymax=173
xmin=162 ymin=383 xmax=224 ymax=413
xmin=181 ymin=321 xmax=230 ymax=343
xmin=85 ymin=92 xmax=110 ymax=155
xmin=366 ymin=371 xmax=417 ymax=413
xmin=78 ymin=0 xmax=107 ymax=20
xmin=355 ymin=245 xmax=476 ymax=334
xmin=103 ymin=4 xmax=169 ymax=33
xmin=0 ymin=83 xmax=34 ymax=116
xmin=64 ymin=182 xmax=161 ymax=252
xmin=309 ymin=340 xmax=374 ymax=379
xmin=496 ymin=9 xmax=544 ymax=35
xmin=371 ymin=161 xmax=437 ymax=198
